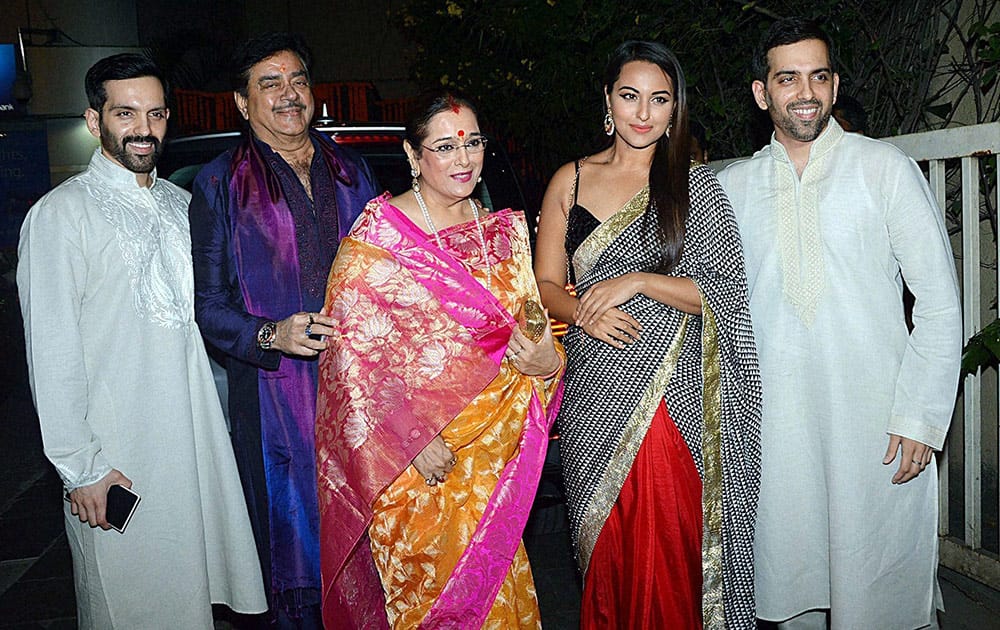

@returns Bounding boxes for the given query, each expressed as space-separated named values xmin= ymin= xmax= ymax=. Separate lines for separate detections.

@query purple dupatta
xmin=228 ymin=132 xmax=354 ymax=597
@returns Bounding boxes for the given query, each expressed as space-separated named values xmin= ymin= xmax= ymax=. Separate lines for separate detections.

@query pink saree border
xmin=422 ymin=379 xmax=563 ymax=628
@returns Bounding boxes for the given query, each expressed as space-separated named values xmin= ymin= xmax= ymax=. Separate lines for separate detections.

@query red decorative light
xmin=332 ymin=134 xmax=401 ymax=145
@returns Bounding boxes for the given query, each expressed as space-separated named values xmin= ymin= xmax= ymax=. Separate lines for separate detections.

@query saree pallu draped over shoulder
xmin=316 ymin=194 xmax=564 ymax=629
xmin=558 ymin=167 xmax=762 ymax=629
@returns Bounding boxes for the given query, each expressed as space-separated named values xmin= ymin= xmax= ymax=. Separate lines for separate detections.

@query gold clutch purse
xmin=518 ymin=299 xmax=547 ymax=343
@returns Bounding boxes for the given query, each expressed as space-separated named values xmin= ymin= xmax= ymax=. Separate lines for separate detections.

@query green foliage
xmin=962 ymin=318 xmax=1000 ymax=378
xmin=974 ymin=19 xmax=1000 ymax=92
xmin=394 ymin=0 xmax=959 ymax=175
xmin=396 ymin=0 xmax=760 ymax=172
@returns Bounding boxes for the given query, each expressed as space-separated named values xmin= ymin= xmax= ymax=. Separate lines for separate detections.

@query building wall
xmin=0 ymin=0 xmax=138 ymax=46
xmin=2 ymin=0 xmax=416 ymax=117
xmin=26 ymin=46 xmax=145 ymax=116
xmin=0 ymin=0 xmax=417 ymax=190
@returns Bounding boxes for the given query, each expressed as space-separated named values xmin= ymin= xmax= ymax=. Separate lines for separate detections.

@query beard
xmin=768 ymin=95 xmax=832 ymax=143
xmin=100 ymin=124 xmax=163 ymax=174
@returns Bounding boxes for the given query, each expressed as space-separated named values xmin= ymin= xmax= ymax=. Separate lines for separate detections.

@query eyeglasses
xmin=422 ymin=137 xmax=489 ymax=157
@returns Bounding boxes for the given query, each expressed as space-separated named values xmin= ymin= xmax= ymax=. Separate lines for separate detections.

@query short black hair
xmin=833 ymin=94 xmax=868 ymax=134
xmin=231 ymin=32 xmax=312 ymax=96
xmin=752 ymin=17 xmax=835 ymax=83
xmin=85 ymin=53 xmax=168 ymax=112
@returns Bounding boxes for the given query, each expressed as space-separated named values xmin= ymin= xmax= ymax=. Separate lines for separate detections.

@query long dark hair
xmin=604 ymin=41 xmax=690 ymax=272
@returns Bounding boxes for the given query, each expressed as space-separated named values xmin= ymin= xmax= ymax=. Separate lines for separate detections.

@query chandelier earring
xmin=410 ymin=166 xmax=421 ymax=193
xmin=604 ymin=108 xmax=615 ymax=136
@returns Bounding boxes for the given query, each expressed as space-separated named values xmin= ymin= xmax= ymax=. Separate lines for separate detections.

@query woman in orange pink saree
xmin=315 ymin=92 xmax=564 ymax=629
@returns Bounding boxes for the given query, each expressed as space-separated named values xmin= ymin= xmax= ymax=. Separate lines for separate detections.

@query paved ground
xmin=1 ymin=274 xmax=999 ymax=628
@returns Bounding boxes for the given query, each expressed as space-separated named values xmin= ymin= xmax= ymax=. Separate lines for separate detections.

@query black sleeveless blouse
xmin=563 ymin=160 xmax=601 ymax=285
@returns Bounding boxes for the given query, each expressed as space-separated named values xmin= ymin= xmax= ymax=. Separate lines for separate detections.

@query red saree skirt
xmin=581 ymin=401 xmax=703 ymax=629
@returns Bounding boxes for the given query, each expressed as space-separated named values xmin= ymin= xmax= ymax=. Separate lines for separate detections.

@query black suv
xmin=157 ymin=122 xmax=534 ymax=236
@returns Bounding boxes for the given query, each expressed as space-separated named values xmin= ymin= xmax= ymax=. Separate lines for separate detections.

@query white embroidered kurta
xmin=718 ymin=120 xmax=961 ymax=629
xmin=17 ymin=149 xmax=266 ymax=628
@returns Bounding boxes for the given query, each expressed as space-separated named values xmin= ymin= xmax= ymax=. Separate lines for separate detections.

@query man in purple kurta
xmin=187 ymin=32 xmax=376 ymax=628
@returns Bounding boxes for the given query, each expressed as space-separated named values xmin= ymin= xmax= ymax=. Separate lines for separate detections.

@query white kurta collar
xmin=88 ymin=147 xmax=160 ymax=190
xmin=766 ymin=119 xmax=845 ymax=327
xmin=766 ymin=117 xmax=845 ymax=164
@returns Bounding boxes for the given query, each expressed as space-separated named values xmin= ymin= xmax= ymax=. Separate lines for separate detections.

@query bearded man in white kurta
xmin=16 ymin=54 xmax=266 ymax=628
xmin=717 ymin=18 xmax=961 ymax=630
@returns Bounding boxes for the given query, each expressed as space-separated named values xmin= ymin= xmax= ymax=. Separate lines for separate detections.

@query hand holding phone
xmin=105 ymin=484 xmax=141 ymax=533
xmin=65 ymin=470 xmax=138 ymax=532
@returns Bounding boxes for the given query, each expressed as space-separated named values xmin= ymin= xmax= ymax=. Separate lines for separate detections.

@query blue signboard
xmin=0 ymin=126 xmax=50 ymax=248
xmin=0 ymin=44 xmax=14 ymax=112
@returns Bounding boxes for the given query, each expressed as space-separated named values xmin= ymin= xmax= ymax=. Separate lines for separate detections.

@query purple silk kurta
xmin=189 ymin=131 xmax=377 ymax=615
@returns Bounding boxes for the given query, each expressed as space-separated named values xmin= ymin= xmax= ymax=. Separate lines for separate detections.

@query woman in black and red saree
xmin=534 ymin=41 xmax=762 ymax=630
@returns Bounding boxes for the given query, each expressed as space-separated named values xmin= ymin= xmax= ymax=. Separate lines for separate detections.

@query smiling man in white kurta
xmin=717 ymin=17 xmax=962 ymax=630
xmin=16 ymin=53 xmax=266 ymax=628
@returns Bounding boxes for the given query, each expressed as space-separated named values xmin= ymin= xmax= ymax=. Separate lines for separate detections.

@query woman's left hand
xmin=506 ymin=314 xmax=562 ymax=377
xmin=575 ymin=274 xmax=641 ymax=327
xmin=412 ymin=435 xmax=456 ymax=486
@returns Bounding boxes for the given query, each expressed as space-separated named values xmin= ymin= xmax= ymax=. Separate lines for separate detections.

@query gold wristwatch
xmin=257 ymin=321 xmax=277 ymax=350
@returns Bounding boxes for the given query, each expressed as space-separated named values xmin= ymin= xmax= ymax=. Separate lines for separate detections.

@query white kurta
xmin=17 ymin=149 xmax=266 ymax=628
xmin=718 ymin=121 xmax=961 ymax=629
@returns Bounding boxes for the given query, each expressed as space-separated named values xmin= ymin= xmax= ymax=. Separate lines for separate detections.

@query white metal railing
xmin=886 ymin=122 xmax=1000 ymax=589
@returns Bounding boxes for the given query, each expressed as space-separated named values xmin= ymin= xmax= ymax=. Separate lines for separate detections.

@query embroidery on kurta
xmin=82 ymin=161 xmax=193 ymax=329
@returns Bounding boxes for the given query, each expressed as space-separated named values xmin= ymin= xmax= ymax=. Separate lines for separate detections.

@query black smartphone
xmin=106 ymin=484 xmax=141 ymax=533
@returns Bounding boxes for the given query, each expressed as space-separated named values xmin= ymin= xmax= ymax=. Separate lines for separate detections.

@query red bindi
xmin=458 ymin=129 xmax=465 ymax=138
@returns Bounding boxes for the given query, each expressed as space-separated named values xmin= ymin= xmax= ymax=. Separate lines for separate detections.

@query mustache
xmin=273 ymin=102 xmax=305 ymax=113
xmin=122 ymin=135 xmax=161 ymax=147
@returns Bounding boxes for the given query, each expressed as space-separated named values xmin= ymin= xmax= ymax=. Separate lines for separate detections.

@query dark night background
xmin=2 ymin=1 xmax=1000 ymax=627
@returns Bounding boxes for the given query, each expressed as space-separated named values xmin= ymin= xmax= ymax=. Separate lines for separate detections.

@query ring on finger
xmin=425 ymin=477 xmax=435 ymax=486
xmin=305 ymin=323 xmax=313 ymax=337
xmin=308 ymin=313 xmax=315 ymax=325
xmin=911 ymin=459 xmax=922 ymax=466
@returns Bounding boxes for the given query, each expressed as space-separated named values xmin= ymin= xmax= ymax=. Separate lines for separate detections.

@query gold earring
xmin=603 ymin=108 xmax=614 ymax=136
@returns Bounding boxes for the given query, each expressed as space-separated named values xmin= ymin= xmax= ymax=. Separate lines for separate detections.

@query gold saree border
xmin=572 ymin=187 xmax=650 ymax=282
xmin=576 ymin=314 xmax=689 ymax=573
xmin=700 ymin=301 xmax=725 ymax=629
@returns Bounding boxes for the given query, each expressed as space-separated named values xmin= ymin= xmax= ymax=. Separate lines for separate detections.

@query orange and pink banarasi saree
xmin=315 ymin=194 xmax=564 ymax=629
